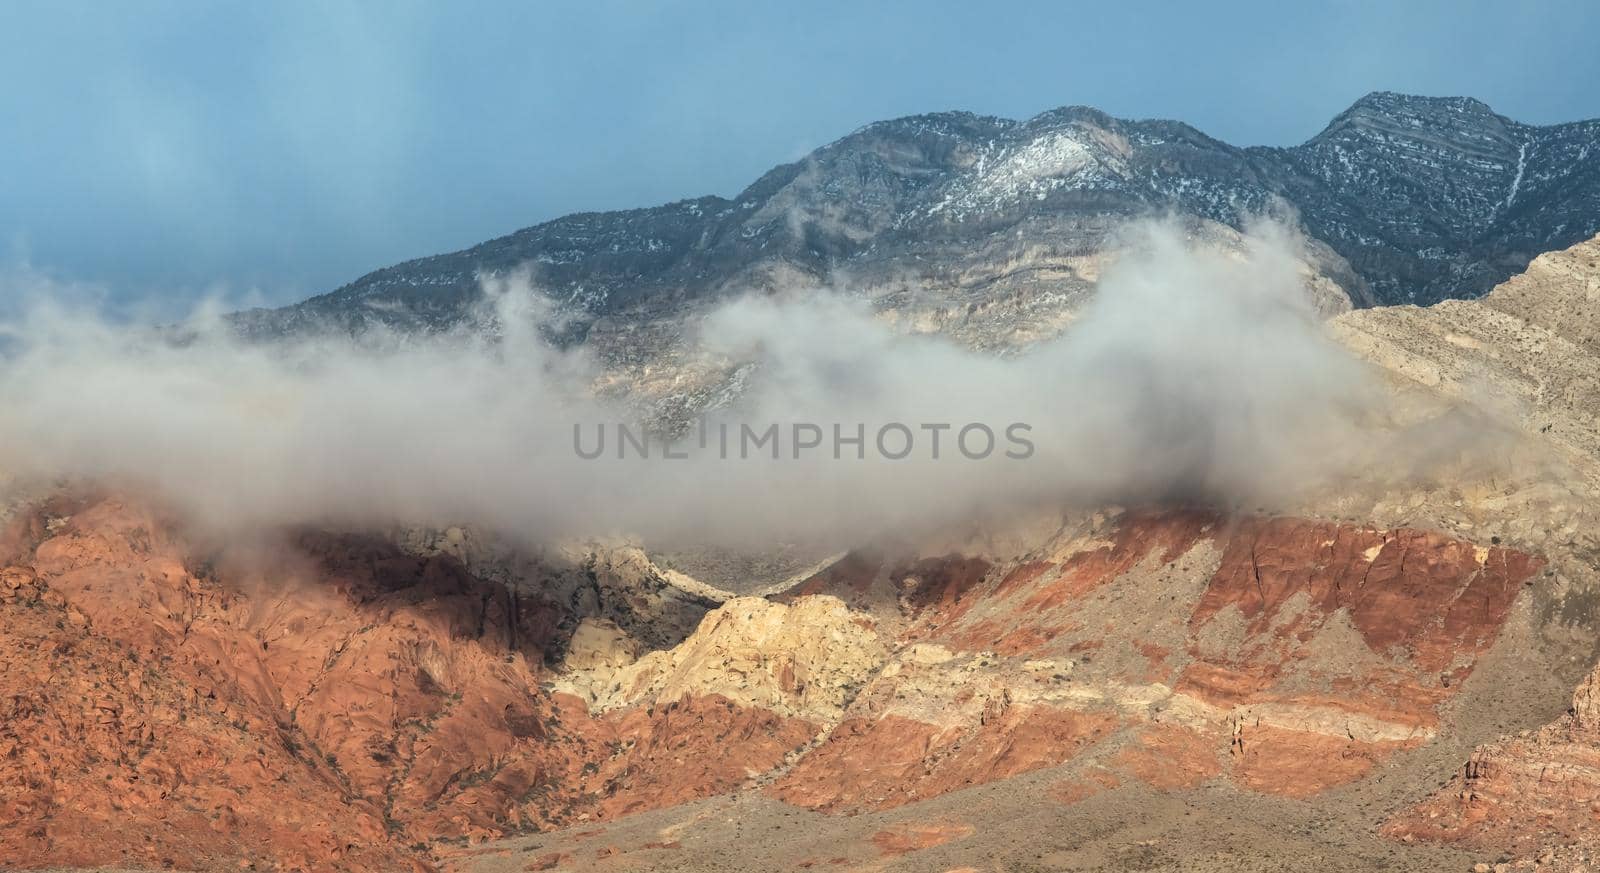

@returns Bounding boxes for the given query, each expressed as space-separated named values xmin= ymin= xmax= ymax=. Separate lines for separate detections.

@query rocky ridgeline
xmin=236 ymin=91 xmax=1600 ymax=351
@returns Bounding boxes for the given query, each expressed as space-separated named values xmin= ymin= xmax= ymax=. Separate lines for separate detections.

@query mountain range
xmin=239 ymin=91 xmax=1600 ymax=343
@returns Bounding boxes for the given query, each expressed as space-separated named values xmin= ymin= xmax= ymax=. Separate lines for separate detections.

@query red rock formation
xmin=772 ymin=705 xmax=1115 ymax=812
xmin=1189 ymin=517 xmax=1535 ymax=695
xmin=1111 ymin=724 xmax=1222 ymax=790
xmin=779 ymin=509 xmax=1539 ymax=811
xmin=0 ymin=495 xmax=1545 ymax=868
xmin=773 ymin=551 xmax=883 ymax=605
xmin=1232 ymin=727 xmax=1414 ymax=798
xmin=921 ymin=509 xmax=1216 ymax=655
xmin=892 ymin=555 xmax=994 ymax=617
xmin=870 ymin=821 xmax=975 ymax=857
xmin=1388 ymin=664 xmax=1600 ymax=854
xmin=553 ymin=692 xmax=817 ymax=820
xmin=0 ymin=496 xmax=816 ymax=870
xmin=1016 ymin=511 xmax=1214 ymax=614
xmin=0 ymin=556 xmax=410 ymax=872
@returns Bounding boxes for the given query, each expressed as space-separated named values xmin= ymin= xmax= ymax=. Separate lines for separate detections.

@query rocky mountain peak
xmin=1303 ymin=92 xmax=1522 ymax=185
xmin=238 ymin=92 xmax=1600 ymax=342
xmin=1320 ymin=91 xmax=1512 ymax=138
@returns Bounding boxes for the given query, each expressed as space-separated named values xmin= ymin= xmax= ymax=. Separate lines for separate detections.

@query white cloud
xmin=0 ymin=219 xmax=1418 ymax=549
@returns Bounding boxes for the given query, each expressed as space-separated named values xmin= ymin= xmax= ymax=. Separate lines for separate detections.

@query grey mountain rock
xmin=235 ymin=92 xmax=1600 ymax=350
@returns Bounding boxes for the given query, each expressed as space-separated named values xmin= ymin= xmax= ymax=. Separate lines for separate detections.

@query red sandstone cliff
xmin=0 ymin=495 xmax=1554 ymax=870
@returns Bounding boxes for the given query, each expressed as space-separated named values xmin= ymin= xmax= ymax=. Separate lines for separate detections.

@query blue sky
xmin=4 ymin=0 xmax=1598 ymax=309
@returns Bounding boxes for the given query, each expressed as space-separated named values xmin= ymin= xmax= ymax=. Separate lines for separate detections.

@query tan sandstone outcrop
xmin=1332 ymin=233 xmax=1600 ymax=488
xmin=556 ymin=595 xmax=888 ymax=723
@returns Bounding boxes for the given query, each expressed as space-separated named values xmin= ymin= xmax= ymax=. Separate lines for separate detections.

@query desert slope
xmin=1333 ymin=233 xmax=1600 ymax=488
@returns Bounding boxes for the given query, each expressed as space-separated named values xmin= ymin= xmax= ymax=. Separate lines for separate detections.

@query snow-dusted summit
xmin=240 ymin=92 xmax=1600 ymax=339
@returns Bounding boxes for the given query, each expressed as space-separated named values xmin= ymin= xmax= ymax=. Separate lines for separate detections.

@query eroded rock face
xmin=1181 ymin=518 xmax=1534 ymax=732
xmin=398 ymin=526 xmax=729 ymax=657
xmin=773 ymin=705 xmax=1117 ymax=813
xmin=0 ymin=560 xmax=410 ymax=873
xmin=0 ymin=494 xmax=1546 ymax=870
xmin=768 ymin=509 xmax=1539 ymax=810
xmin=17 ymin=499 xmax=580 ymax=846
xmin=0 ymin=496 xmax=815 ymax=871
xmin=1388 ymin=664 xmax=1600 ymax=855
xmin=545 ymin=692 xmax=817 ymax=822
